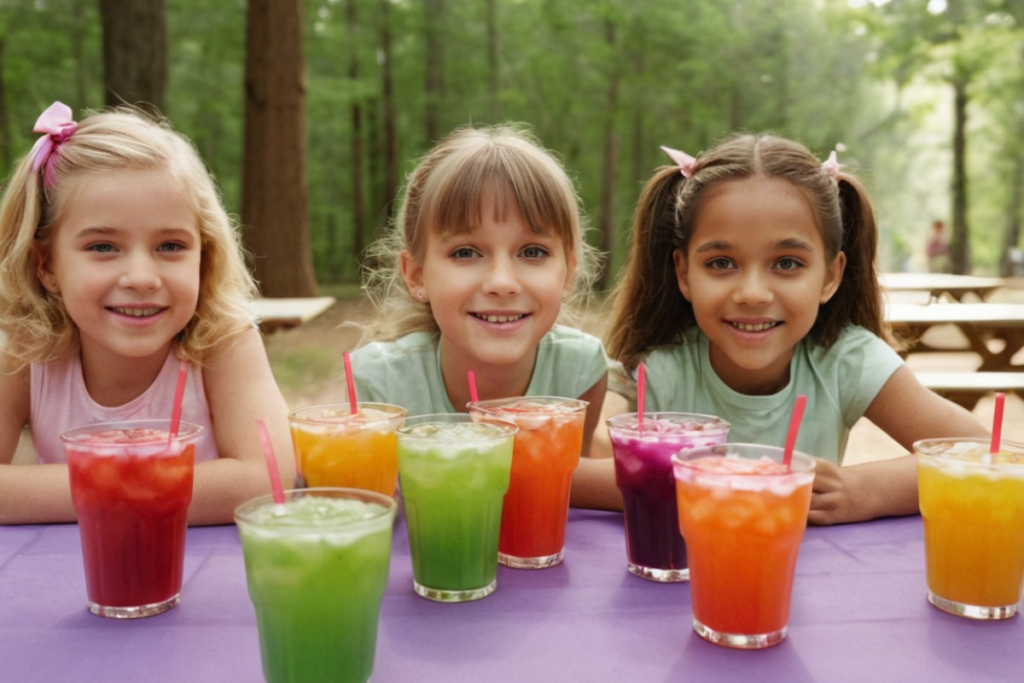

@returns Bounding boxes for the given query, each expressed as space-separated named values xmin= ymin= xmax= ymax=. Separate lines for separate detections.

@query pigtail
xmin=813 ymin=173 xmax=895 ymax=347
xmin=606 ymin=166 xmax=696 ymax=372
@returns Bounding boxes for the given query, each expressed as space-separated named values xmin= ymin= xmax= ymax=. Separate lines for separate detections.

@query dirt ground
xmin=262 ymin=286 xmax=1024 ymax=466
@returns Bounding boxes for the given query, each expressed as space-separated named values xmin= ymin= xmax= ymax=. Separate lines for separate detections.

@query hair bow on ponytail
xmin=660 ymin=145 xmax=697 ymax=179
xmin=822 ymin=150 xmax=840 ymax=181
xmin=28 ymin=101 xmax=77 ymax=187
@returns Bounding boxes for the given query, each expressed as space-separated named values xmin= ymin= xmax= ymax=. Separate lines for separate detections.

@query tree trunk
xmin=99 ymin=0 xmax=167 ymax=111
xmin=486 ymin=0 xmax=498 ymax=121
xmin=424 ymin=0 xmax=444 ymax=144
xmin=347 ymin=0 xmax=366 ymax=266
xmin=596 ymin=17 xmax=620 ymax=292
xmin=950 ymin=77 xmax=970 ymax=274
xmin=380 ymin=0 xmax=398 ymax=222
xmin=242 ymin=0 xmax=317 ymax=297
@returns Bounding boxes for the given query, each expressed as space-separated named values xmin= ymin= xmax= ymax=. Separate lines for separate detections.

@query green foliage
xmin=4 ymin=0 xmax=1024 ymax=279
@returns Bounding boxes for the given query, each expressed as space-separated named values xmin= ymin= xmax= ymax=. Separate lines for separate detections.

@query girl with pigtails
xmin=588 ymin=133 xmax=987 ymax=523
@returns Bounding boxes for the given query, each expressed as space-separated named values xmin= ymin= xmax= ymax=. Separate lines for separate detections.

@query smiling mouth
xmin=109 ymin=307 xmax=166 ymax=318
xmin=472 ymin=313 xmax=527 ymax=324
xmin=729 ymin=321 xmax=780 ymax=332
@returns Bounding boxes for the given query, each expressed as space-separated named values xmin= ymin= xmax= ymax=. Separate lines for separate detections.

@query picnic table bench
xmin=879 ymin=273 xmax=1006 ymax=302
xmin=251 ymin=296 xmax=336 ymax=333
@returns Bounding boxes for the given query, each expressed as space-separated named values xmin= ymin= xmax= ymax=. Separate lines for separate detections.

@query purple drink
xmin=607 ymin=413 xmax=729 ymax=582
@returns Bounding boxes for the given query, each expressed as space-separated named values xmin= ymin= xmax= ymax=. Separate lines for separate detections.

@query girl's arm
xmin=570 ymin=387 xmax=625 ymax=511
xmin=578 ymin=373 xmax=608 ymax=459
xmin=0 ymin=363 xmax=78 ymax=524
xmin=189 ymin=326 xmax=296 ymax=526
xmin=809 ymin=365 xmax=989 ymax=526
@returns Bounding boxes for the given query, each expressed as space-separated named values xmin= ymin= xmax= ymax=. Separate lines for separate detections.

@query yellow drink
xmin=289 ymin=403 xmax=406 ymax=496
xmin=916 ymin=438 xmax=1024 ymax=619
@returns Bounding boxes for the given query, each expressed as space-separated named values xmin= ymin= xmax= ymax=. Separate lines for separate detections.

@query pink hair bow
xmin=660 ymin=145 xmax=697 ymax=179
xmin=28 ymin=101 xmax=77 ymax=186
xmin=822 ymin=150 xmax=840 ymax=181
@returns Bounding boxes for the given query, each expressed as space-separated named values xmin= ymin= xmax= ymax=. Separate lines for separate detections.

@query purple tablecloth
xmin=1 ymin=510 xmax=1021 ymax=682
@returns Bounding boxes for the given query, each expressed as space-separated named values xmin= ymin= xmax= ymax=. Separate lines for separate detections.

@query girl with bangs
xmin=0 ymin=102 xmax=293 ymax=525
xmin=351 ymin=125 xmax=608 ymax=488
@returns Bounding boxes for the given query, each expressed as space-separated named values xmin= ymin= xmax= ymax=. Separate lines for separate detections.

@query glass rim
xmin=398 ymin=413 xmax=519 ymax=439
xmin=914 ymin=437 xmax=1024 ymax=467
xmin=234 ymin=487 xmax=397 ymax=529
xmin=671 ymin=442 xmax=816 ymax=475
xmin=60 ymin=418 xmax=203 ymax=444
xmin=606 ymin=411 xmax=730 ymax=431
xmin=468 ymin=395 xmax=589 ymax=414
xmin=287 ymin=401 xmax=407 ymax=426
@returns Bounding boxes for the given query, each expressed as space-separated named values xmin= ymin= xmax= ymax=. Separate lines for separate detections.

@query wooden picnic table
xmin=885 ymin=301 xmax=1024 ymax=372
xmin=251 ymin=296 xmax=336 ymax=333
xmin=879 ymin=272 xmax=1006 ymax=302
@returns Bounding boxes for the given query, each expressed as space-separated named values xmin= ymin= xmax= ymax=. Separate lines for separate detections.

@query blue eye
xmin=87 ymin=243 xmax=115 ymax=253
xmin=521 ymin=246 xmax=549 ymax=259
xmin=450 ymin=247 xmax=479 ymax=259
xmin=158 ymin=242 xmax=186 ymax=252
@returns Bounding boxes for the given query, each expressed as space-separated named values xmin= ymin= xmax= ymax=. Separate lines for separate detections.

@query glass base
xmin=628 ymin=562 xmax=689 ymax=582
xmin=693 ymin=618 xmax=786 ymax=649
xmin=88 ymin=593 xmax=180 ymax=619
xmin=928 ymin=590 xmax=1019 ymax=620
xmin=499 ymin=550 xmax=563 ymax=569
xmin=413 ymin=580 xmax=495 ymax=603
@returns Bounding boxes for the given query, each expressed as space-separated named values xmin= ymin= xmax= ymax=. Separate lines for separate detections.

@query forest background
xmin=3 ymin=0 xmax=1024 ymax=296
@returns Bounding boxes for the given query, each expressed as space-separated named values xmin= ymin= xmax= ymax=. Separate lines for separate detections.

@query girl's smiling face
xmin=674 ymin=177 xmax=845 ymax=395
xmin=401 ymin=184 xmax=576 ymax=382
xmin=37 ymin=168 xmax=202 ymax=370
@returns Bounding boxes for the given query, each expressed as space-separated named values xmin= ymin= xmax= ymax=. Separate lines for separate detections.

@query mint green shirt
xmin=351 ymin=325 xmax=608 ymax=416
xmin=639 ymin=325 xmax=904 ymax=464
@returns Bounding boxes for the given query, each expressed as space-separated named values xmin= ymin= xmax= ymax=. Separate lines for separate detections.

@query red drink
xmin=63 ymin=420 xmax=201 ymax=618
xmin=469 ymin=398 xmax=588 ymax=569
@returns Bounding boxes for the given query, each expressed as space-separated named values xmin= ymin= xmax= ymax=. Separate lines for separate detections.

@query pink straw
xmin=169 ymin=358 xmax=188 ymax=439
xmin=782 ymin=394 xmax=807 ymax=469
xmin=637 ymin=363 xmax=646 ymax=430
xmin=990 ymin=392 xmax=1005 ymax=459
xmin=343 ymin=352 xmax=358 ymax=415
xmin=257 ymin=419 xmax=286 ymax=506
xmin=468 ymin=370 xmax=479 ymax=404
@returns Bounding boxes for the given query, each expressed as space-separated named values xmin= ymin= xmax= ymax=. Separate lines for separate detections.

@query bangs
xmin=423 ymin=145 xmax=578 ymax=250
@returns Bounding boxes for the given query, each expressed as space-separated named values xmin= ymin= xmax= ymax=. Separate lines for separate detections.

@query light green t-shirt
xmin=632 ymin=325 xmax=904 ymax=464
xmin=351 ymin=325 xmax=608 ymax=416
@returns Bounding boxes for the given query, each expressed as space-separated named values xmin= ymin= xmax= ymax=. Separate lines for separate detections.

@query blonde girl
xmin=351 ymin=124 xmax=608 ymax=469
xmin=0 ymin=102 xmax=293 ymax=525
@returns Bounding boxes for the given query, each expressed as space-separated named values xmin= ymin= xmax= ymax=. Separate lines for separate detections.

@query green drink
xmin=235 ymin=488 xmax=396 ymax=683
xmin=397 ymin=414 xmax=516 ymax=602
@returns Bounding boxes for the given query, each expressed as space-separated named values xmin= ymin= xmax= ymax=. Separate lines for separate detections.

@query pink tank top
xmin=30 ymin=347 xmax=218 ymax=464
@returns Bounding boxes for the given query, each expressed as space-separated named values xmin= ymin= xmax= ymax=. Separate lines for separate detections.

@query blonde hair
xmin=0 ymin=106 xmax=257 ymax=368
xmin=362 ymin=124 xmax=596 ymax=341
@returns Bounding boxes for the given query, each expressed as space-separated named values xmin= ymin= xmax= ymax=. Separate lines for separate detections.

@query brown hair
xmin=362 ymin=124 xmax=596 ymax=341
xmin=0 ymin=105 xmax=256 ymax=368
xmin=606 ymin=133 xmax=892 ymax=371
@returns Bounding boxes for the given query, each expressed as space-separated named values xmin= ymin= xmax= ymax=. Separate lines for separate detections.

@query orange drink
xmin=916 ymin=438 xmax=1024 ymax=620
xmin=673 ymin=443 xmax=815 ymax=649
xmin=469 ymin=397 xmax=587 ymax=568
xmin=289 ymin=403 xmax=406 ymax=496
